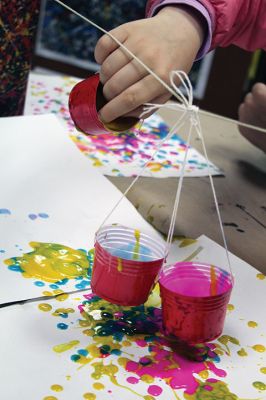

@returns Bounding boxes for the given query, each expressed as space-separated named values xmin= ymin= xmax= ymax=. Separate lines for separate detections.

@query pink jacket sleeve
xmin=146 ymin=0 xmax=266 ymax=52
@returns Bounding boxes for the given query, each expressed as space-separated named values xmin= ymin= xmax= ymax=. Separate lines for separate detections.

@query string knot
xmin=141 ymin=70 xmax=199 ymax=125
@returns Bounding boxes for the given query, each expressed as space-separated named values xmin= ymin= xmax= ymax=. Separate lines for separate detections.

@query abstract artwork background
xmin=25 ymin=73 xmax=222 ymax=178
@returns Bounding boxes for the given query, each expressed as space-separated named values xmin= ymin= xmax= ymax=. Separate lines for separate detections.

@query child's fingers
xmin=99 ymin=74 xmax=166 ymax=122
xmin=103 ymin=60 xmax=147 ymax=101
xmin=126 ymin=93 xmax=171 ymax=118
xmin=94 ymin=26 xmax=129 ymax=64
xmin=100 ymin=47 xmax=131 ymax=84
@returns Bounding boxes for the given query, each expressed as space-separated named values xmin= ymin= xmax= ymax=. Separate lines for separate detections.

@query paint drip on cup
xmin=91 ymin=224 xmax=165 ymax=306
xmin=69 ymin=73 xmax=139 ymax=135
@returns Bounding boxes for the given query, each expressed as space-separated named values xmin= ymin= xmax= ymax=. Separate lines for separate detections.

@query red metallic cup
xmin=91 ymin=224 xmax=165 ymax=306
xmin=159 ymin=262 xmax=233 ymax=344
xmin=69 ymin=73 xmax=139 ymax=135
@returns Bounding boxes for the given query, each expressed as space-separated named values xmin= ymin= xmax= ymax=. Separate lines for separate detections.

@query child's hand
xmin=94 ymin=6 xmax=204 ymax=123
xmin=238 ymin=83 xmax=266 ymax=152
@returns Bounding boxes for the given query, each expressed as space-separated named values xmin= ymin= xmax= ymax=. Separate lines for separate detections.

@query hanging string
xmin=53 ymin=0 xmax=234 ymax=278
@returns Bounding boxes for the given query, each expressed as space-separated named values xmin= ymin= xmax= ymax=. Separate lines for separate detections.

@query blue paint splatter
xmin=0 ymin=249 xmax=5 ymax=253
xmin=34 ymin=281 xmax=45 ymax=287
xmin=8 ymin=264 xmax=23 ymax=272
xmin=57 ymin=323 xmax=68 ymax=330
xmin=0 ymin=209 xmax=11 ymax=215
xmin=28 ymin=214 xmax=38 ymax=220
xmin=38 ymin=213 xmax=49 ymax=219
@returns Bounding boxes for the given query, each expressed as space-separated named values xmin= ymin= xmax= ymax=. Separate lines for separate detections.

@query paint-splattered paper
xmin=1 ymin=235 xmax=266 ymax=400
xmin=0 ymin=114 xmax=162 ymax=304
xmin=25 ymin=73 xmax=222 ymax=178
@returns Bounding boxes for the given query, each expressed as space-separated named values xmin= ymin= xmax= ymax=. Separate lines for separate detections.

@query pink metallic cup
xmin=69 ymin=73 xmax=138 ymax=135
xmin=159 ymin=262 xmax=233 ymax=344
xmin=91 ymin=225 xmax=165 ymax=306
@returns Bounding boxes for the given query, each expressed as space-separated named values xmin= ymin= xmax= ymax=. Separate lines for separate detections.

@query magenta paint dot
xmin=203 ymin=385 xmax=213 ymax=391
xmin=147 ymin=385 xmax=163 ymax=396
xmin=126 ymin=377 xmax=139 ymax=385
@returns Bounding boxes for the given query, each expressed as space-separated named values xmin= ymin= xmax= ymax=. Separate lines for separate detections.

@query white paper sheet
xmin=0 ymin=114 xmax=162 ymax=304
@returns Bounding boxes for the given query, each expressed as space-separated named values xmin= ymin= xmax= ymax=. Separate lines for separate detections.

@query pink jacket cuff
xmin=146 ymin=0 xmax=213 ymax=60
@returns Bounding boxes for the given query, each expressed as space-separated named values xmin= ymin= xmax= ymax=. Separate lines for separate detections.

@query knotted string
xmin=53 ymin=0 xmax=233 ymax=279
xmin=142 ymin=71 xmax=233 ymax=280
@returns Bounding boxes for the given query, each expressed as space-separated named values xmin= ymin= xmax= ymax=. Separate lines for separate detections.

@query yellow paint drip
xmin=248 ymin=321 xmax=258 ymax=328
xmin=93 ymin=382 xmax=105 ymax=390
xmin=38 ymin=303 xmax=52 ymax=312
xmin=51 ymin=385 xmax=63 ymax=392
xmin=210 ymin=265 xmax=217 ymax=296
xmin=83 ymin=394 xmax=96 ymax=400
xmin=260 ymin=367 xmax=266 ymax=374
xmin=256 ymin=273 xmax=266 ymax=280
xmin=253 ymin=381 xmax=266 ymax=390
xmin=144 ymin=396 xmax=155 ymax=400
xmin=4 ymin=242 xmax=89 ymax=282
xmin=252 ymin=345 xmax=266 ymax=353
xmin=53 ymin=340 xmax=80 ymax=353
xmin=117 ymin=258 xmax=123 ymax=272
xmin=237 ymin=348 xmax=248 ymax=357
xmin=179 ymin=239 xmax=197 ymax=248
xmin=133 ymin=229 xmax=141 ymax=260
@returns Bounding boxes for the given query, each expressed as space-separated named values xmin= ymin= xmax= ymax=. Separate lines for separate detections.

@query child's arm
xmin=95 ymin=5 xmax=206 ymax=123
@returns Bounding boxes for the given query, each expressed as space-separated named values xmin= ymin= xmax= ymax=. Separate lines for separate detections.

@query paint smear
xmin=133 ymin=229 xmax=141 ymax=260
xmin=5 ymin=242 xmax=91 ymax=283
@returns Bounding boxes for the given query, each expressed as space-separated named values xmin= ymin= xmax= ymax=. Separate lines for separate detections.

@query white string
xmin=99 ymin=109 xmax=187 ymax=229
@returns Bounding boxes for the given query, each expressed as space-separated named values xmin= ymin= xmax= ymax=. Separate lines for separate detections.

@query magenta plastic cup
xmin=159 ymin=262 xmax=233 ymax=344
xmin=91 ymin=224 xmax=165 ymax=306
xmin=69 ymin=73 xmax=138 ymax=135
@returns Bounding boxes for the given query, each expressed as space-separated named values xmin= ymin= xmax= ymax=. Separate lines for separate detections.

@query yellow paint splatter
xmin=43 ymin=291 xmax=53 ymax=296
xmin=4 ymin=242 xmax=89 ymax=282
xmin=83 ymin=394 xmax=96 ymax=400
xmin=140 ymin=374 xmax=155 ymax=384
xmin=252 ymin=345 xmax=266 ymax=353
xmin=248 ymin=321 xmax=258 ymax=328
xmin=66 ymin=375 xmax=71 ymax=380
xmin=38 ymin=303 xmax=52 ymax=312
xmin=144 ymin=396 xmax=155 ymax=400
xmin=256 ymin=273 xmax=265 ymax=280
xmin=218 ymin=335 xmax=240 ymax=355
xmin=198 ymin=370 xmax=209 ymax=379
xmin=253 ymin=381 xmax=266 ymax=390
xmin=227 ymin=304 xmax=235 ymax=311
xmin=52 ymin=308 xmax=75 ymax=317
xmin=93 ymin=382 xmax=105 ymax=390
xmin=237 ymin=348 xmax=248 ymax=357
xmin=43 ymin=397 xmax=58 ymax=400
xmin=56 ymin=293 xmax=69 ymax=302
xmin=117 ymin=258 xmax=123 ymax=272
xmin=53 ymin=340 xmax=80 ymax=353
xmin=260 ymin=367 xmax=266 ymax=374
xmin=179 ymin=239 xmax=197 ymax=248
xmin=51 ymin=385 xmax=63 ymax=392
